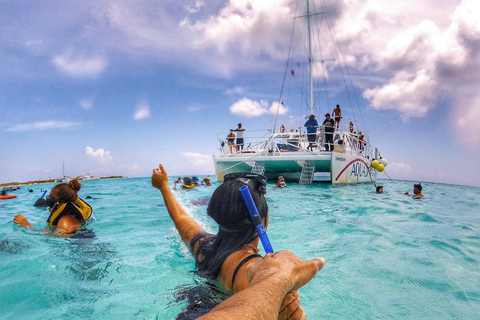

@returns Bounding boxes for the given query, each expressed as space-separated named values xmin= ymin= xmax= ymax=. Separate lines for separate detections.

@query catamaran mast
xmin=306 ymin=0 xmax=314 ymax=116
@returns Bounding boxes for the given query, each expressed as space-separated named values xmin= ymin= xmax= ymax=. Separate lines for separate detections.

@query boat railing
xmin=217 ymin=129 xmax=272 ymax=155
xmin=216 ymin=123 xmax=374 ymax=158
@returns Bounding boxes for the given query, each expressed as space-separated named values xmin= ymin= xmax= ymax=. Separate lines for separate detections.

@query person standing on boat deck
xmin=322 ymin=113 xmax=335 ymax=151
xmin=232 ymin=123 xmax=246 ymax=152
xmin=332 ymin=104 xmax=342 ymax=129
xmin=227 ymin=130 xmax=236 ymax=153
xmin=304 ymin=114 xmax=318 ymax=151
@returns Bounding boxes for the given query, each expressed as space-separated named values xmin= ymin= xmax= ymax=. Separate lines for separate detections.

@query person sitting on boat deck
xmin=182 ymin=177 xmax=195 ymax=189
xmin=1 ymin=188 xmax=6 ymax=196
xmin=405 ymin=183 xmax=424 ymax=198
xmin=198 ymin=250 xmax=325 ymax=320
xmin=232 ymin=123 xmax=246 ymax=152
xmin=332 ymin=104 xmax=342 ymax=129
xmin=322 ymin=113 xmax=335 ymax=151
xmin=304 ymin=114 xmax=318 ymax=151
xmin=13 ymin=179 xmax=93 ymax=237
xmin=376 ymin=185 xmax=383 ymax=194
xmin=203 ymin=176 xmax=212 ymax=186
xmin=276 ymin=176 xmax=288 ymax=188
xmin=152 ymin=165 xmax=310 ymax=320
xmin=227 ymin=130 xmax=236 ymax=153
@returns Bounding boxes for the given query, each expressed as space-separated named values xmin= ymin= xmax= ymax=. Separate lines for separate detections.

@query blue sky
xmin=1 ymin=0 xmax=479 ymax=187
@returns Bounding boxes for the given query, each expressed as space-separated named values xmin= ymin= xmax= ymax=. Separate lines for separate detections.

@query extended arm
xmin=152 ymin=164 xmax=204 ymax=247
xmin=198 ymin=250 xmax=325 ymax=320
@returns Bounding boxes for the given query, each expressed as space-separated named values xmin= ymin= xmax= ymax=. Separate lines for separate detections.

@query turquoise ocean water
xmin=1 ymin=177 xmax=479 ymax=319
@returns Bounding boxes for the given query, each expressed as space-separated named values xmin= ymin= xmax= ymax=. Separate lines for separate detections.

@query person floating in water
xmin=182 ymin=177 xmax=195 ymax=189
xmin=276 ymin=176 xmax=287 ymax=188
xmin=376 ymin=185 xmax=383 ymax=194
xmin=202 ymin=176 xmax=212 ymax=186
xmin=13 ymin=179 xmax=93 ymax=237
xmin=198 ymin=250 xmax=325 ymax=320
xmin=405 ymin=183 xmax=424 ymax=198
xmin=152 ymin=164 xmax=316 ymax=319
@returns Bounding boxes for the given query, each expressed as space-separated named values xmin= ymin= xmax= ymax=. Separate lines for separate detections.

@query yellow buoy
xmin=377 ymin=163 xmax=385 ymax=172
xmin=371 ymin=160 xmax=379 ymax=169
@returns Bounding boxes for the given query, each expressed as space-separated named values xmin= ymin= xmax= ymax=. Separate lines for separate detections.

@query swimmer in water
xmin=13 ymin=179 xmax=93 ymax=237
xmin=405 ymin=183 xmax=424 ymax=198
xmin=276 ymin=176 xmax=287 ymax=188
xmin=182 ymin=177 xmax=195 ymax=189
xmin=203 ymin=176 xmax=212 ymax=186
xmin=152 ymin=164 xmax=319 ymax=320
xmin=376 ymin=185 xmax=383 ymax=194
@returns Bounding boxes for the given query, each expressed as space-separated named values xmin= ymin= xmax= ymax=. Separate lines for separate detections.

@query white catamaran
xmin=213 ymin=0 xmax=387 ymax=184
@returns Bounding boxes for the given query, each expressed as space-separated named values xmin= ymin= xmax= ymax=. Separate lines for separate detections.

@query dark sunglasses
xmin=224 ymin=172 xmax=267 ymax=195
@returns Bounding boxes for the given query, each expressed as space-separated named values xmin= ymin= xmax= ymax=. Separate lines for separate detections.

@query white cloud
xmin=387 ymin=162 xmax=412 ymax=174
xmin=7 ymin=121 xmax=80 ymax=132
xmin=85 ymin=146 xmax=114 ymax=166
xmin=230 ymin=97 xmax=289 ymax=118
xmin=181 ymin=152 xmax=213 ymax=171
xmin=134 ymin=99 xmax=151 ymax=120
xmin=184 ymin=1 xmax=205 ymax=14
xmin=52 ymin=53 xmax=107 ymax=77
xmin=225 ymin=86 xmax=246 ymax=95
xmin=363 ymin=69 xmax=437 ymax=120
xmin=79 ymin=98 xmax=94 ymax=110
xmin=456 ymin=94 xmax=480 ymax=148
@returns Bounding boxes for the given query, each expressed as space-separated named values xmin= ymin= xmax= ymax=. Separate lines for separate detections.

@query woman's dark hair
xmin=50 ymin=179 xmax=81 ymax=202
xmin=195 ymin=173 xmax=268 ymax=279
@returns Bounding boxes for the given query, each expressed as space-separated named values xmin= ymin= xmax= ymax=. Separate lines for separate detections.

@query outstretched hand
xmin=247 ymin=250 xmax=325 ymax=292
xmin=151 ymin=164 xmax=169 ymax=190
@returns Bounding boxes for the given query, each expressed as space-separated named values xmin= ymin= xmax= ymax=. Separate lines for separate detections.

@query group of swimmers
xmin=375 ymin=183 xmax=424 ymax=199
xmin=173 ymin=176 xmax=212 ymax=189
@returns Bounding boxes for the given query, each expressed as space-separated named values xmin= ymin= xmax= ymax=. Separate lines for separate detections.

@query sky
xmin=1 ymin=0 xmax=479 ymax=187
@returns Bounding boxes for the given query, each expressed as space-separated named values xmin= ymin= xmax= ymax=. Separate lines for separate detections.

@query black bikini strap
xmin=190 ymin=231 xmax=208 ymax=253
xmin=231 ymin=253 xmax=262 ymax=288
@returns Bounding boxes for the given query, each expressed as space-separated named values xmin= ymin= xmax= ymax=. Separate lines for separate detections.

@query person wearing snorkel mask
xmin=13 ymin=179 xmax=93 ymax=237
xmin=152 ymin=164 xmax=322 ymax=320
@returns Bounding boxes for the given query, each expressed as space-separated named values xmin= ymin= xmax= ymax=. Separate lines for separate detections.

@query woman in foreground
xmin=13 ymin=179 xmax=92 ymax=237
xmin=152 ymin=164 xmax=318 ymax=320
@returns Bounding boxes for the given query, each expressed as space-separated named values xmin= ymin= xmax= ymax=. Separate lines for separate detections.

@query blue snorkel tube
xmin=240 ymin=185 xmax=274 ymax=254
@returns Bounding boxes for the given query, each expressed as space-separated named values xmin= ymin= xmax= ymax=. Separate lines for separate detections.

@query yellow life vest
xmin=46 ymin=198 xmax=92 ymax=226
xmin=182 ymin=184 xmax=195 ymax=189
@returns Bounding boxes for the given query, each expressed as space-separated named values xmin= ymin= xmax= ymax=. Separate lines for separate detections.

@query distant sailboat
xmin=60 ymin=162 xmax=71 ymax=183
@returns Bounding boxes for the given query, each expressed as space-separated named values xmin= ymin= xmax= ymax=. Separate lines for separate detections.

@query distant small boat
xmin=80 ymin=173 xmax=100 ymax=181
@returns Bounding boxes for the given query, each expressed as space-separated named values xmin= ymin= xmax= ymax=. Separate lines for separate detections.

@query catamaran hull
xmin=331 ymin=153 xmax=377 ymax=184
xmin=213 ymin=152 xmax=377 ymax=184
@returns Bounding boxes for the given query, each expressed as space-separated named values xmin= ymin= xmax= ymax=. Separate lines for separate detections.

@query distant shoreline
xmin=0 ymin=176 xmax=127 ymax=188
